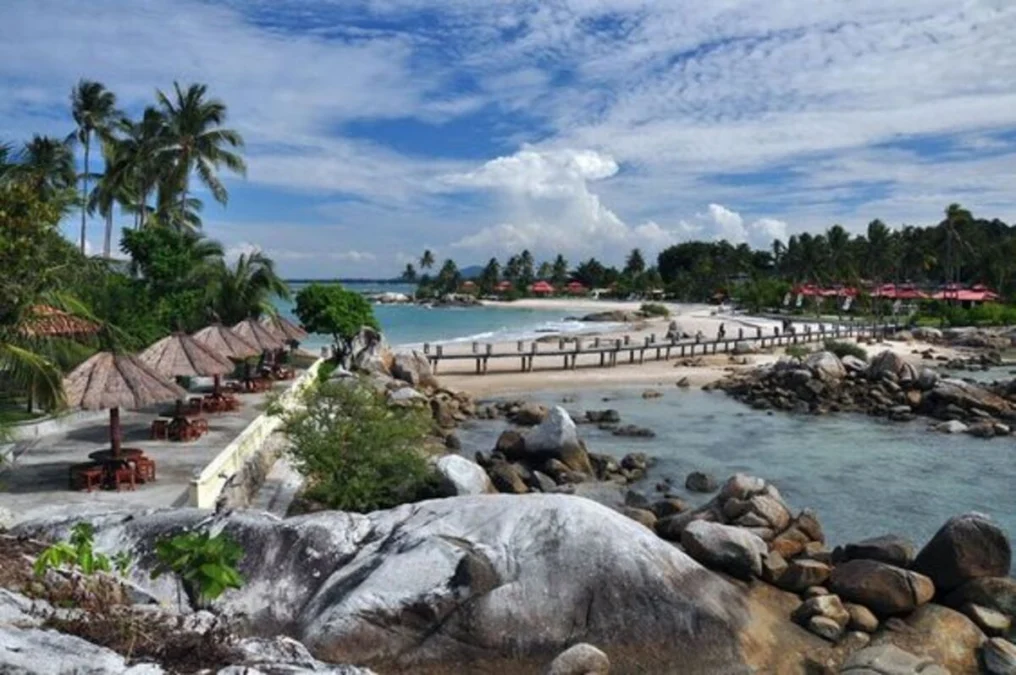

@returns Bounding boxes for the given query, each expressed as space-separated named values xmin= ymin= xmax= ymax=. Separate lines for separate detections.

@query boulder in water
xmin=912 ymin=512 xmax=1012 ymax=594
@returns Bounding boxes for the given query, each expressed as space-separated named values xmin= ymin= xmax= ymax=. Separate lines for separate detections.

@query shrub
xmin=281 ymin=379 xmax=439 ymax=512
xmin=823 ymin=339 xmax=868 ymax=360
xmin=34 ymin=522 xmax=131 ymax=578
xmin=294 ymin=283 xmax=379 ymax=361
xmin=785 ymin=345 xmax=813 ymax=359
xmin=316 ymin=359 xmax=338 ymax=382
xmin=639 ymin=302 xmax=670 ymax=317
xmin=151 ymin=531 xmax=244 ymax=609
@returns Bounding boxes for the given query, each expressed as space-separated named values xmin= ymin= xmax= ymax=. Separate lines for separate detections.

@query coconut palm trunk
xmin=80 ymin=134 xmax=90 ymax=254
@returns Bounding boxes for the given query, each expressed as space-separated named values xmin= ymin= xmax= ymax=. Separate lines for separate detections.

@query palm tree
xmin=70 ymin=80 xmax=120 ymax=254
xmin=157 ymin=82 xmax=246 ymax=209
xmin=113 ymin=107 xmax=170 ymax=229
xmin=401 ymin=263 xmax=417 ymax=283
xmin=19 ymin=136 xmax=76 ymax=207
xmin=942 ymin=204 xmax=973 ymax=302
xmin=624 ymin=248 xmax=646 ymax=278
xmin=420 ymin=249 xmax=435 ymax=271
xmin=825 ymin=225 xmax=853 ymax=282
xmin=0 ymin=142 xmax=16 ymax=184
xmin=551 ymin=254 xmax=569 ymax=286
xmin=209 ymin=250 xmax=289 ymax=325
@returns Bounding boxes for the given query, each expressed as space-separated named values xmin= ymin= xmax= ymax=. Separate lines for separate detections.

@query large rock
xmin=944 ymin=576 xmax=1016 ymax=617
xmin=546 ymin=643 xmax=610 ymax=675
xmin=868 ymin=351 xmax=908 ymax=380
xmin=685 ymin=471 xmax=718 ymax=493
xmin=839 ymin=644 xmax=949 ymax=675
xmin=912 ymin=513 xmax=1012 ymax=594
xmin=872 ymin=603 xmax=986 ymax=675
xmin=511 ymin=402 xmax=548 ymax=426
xmin=841 ymin=355 xmax=868 ymax=373
xmin=11 ymin=496 xmax=775 ymax=672
xmin=835 ymin=535 xmax=917 ymax=568
xmin=983 ymin=638 xmax=1016 ymax=675
xmin=390 ymin=350 xmax=439 ymax=390
xmin=681 ymin=520 xmax=767 ymax=581
xmin=806 ymin=351 xmax=846 ymax=381
xmin=524 ymin=407 xmax=579 ymax=453
xmin=830 ymin=560 xmax=935 ymax=616
xmin=435 ymin=455 xmax=495 ymax=496
xmin=349 ymin=327 xmax=392 ymax=375
xmin=928 ymin=379 xmax=1014 ymax=418
xmin=0 ymin=625 xmax=167 ymax=674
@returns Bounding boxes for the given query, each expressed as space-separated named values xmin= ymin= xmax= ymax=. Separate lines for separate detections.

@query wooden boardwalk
xmin=425 ymin=321 xmax=901 ymax=375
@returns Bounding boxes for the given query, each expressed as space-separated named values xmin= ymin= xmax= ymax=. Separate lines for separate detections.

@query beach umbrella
xmin=63 ymin=352 xmax=187 ymax=458
xmin=231 ymin=318 xmax=286 ymax=352
xmin=261 ymin=314 xmax=308 ymax=344
xmin=139 ymin=332 xmax=234 ymax=379
xmin=192 ymin=323 xmax=259 ymax=361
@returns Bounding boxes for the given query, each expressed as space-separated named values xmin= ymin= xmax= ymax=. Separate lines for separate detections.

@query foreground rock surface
xmin=11 ymin=495 xmax=789 ymax=673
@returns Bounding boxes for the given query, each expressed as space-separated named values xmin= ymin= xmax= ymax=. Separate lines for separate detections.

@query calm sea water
xmin=276 ymin=282 xmax=617 ymax=350
xmin=456 ymin=387 xmax=1016 ymax=552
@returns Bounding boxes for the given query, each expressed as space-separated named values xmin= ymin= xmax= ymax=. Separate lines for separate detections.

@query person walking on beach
xmin=718 ymin=323 xmax=726 ymax=340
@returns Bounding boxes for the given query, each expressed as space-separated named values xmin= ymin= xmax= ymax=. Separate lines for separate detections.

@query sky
xmin=4 ymin=0 xmax=1016 ymax=278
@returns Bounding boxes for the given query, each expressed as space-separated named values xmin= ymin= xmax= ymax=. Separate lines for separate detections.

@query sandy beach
xmin=433 ymin=301 xmax=962 ymax=397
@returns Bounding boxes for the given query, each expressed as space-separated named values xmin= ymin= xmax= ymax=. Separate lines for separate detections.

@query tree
xmin=18 ymin=135 xmax=76 ymax=209
xmin=479 ymin=257 xmax=500 ymax=294
xmin=157 ymin=82 xmax=245 ymax=209
xmin=624 ymin=248 xmax=646 ymax=278
xmin=518 ymin=250 xmax=535 ymax=289
xmin=111 ymin=107 xmax=168 ymax=229
xmin=537 ymin=261 xmax=553 ymax=281
xmin=70 ymin=80 xmax=120 ymax=254
xmin=573 ymin=258 xmax=607 ymax=288
xmin=209 ymin=250 xmax=290 ymax=324
xmin=293 ymin=283 xmax=378 ymax=362
xmin=435 ymin=259 xmax=460 ymax=294
xmin=281 ymin=379 xmax=437 ymax=512
xmin=401 ymin=263 xmax=417 ymax=283
xmin=551 ymin=254 xmax=569 ymax=286
xmin=419 ymin=249 xmax=435 ymax=271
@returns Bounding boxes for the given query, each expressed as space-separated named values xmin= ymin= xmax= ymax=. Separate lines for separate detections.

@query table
xmin=85 ymin=448 xmax=146 ymax=491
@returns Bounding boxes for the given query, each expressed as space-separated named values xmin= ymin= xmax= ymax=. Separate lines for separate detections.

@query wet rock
xmin=747 ymin=493 xmax=792 ymax=532
xmin=719 ymin=474 xmax=767 ymax=502
xmin=960 ymin=603 xmax=1011 ymax=637
xmin=488 ymin=460 xmax=529 ymax=494
xmin=621 ymin=507 xmax=658 ymax=530
xmin=912 ymin=513 xmax=1012 ymax=594
xmin=934 ymin=420 xmax=968 ymax=434
xmin=830 ymin=560 xmax=934 ymax=616
xmin=944 ymin=576 xmax=1016 ymax=617
xmin=524 ymin=407 xmax=579 ymax=452
xmin=512 ymin=402 xmax=548 ymax=426
xmin=846 ymin=603 xmax=880 ymax=633
xmin=681 ymin=520 xmax=766 ymax=581
xmin=585 ymin=409 xmax=620 ymax=424
xmin=685 ymin=471 xmax=719 ymax=493
xmin=642 ymin=389 xmax=663 ymax=399
xmin=650 ymin=498 xmax=688 ymax=519
xmin=834 ymin=535 xmax=917 ymax=568
xmin=770 ymin=527 xmax=810 ymax=559
xmin=547 ymin=643 xmax=610 ymax=675
xmin=611 ymin=424 xmax=656 ymax=438
xmin=620 ymin=452 xmax=649 ymax=473
xmin=982 ymin=638 xmax=1016 ymax=675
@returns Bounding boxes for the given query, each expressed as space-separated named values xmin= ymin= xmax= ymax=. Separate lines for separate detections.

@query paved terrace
xmin=0 ymin=379 xmax=296 ymax=522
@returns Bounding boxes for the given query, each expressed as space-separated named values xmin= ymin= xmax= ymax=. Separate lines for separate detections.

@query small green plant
xmin=785 ymin=344 xmax=812 ymax=359
xmin=282 ymin=379 xmax=439 ymax=512
xmin=33 ymin=522 xmax=120 ymax=577
xmin=639 ymin=302 xmax=670 ymax=317
xmin=151 ymin=531 xmax=245 ymax=609
xmin=823 ymin=339 xmax=868 ymax=360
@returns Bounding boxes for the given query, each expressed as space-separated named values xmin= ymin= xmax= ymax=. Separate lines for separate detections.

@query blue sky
xmin=4 ymin=0 xmax=1016 ymax=277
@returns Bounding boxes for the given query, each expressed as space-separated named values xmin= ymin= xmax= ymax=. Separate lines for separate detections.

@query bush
xmin=785 ymin=345 xmax=813 ymax=359
xmin=294 ymin=283 xmax=379 ymax=360
xmin=151 ymin=531 xmax=244 ymax=610
xmin=823 ymin=339 xmax=868 ymax=360
xmin=282 ymin=380 xmax=439 ymax=512
xmin=639 ymin=302 xmax=670 ymax=317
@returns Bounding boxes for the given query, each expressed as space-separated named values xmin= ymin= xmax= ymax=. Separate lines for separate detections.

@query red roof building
xmin=930 ymin=284 xmax=999 ymax=303
xmin=566 ymin=281 xmax=587 ymax=294
xmin=530 ymin=280 xmax=555 ymax=295
xmin=494 ymin=280 xmax=513 ymax=292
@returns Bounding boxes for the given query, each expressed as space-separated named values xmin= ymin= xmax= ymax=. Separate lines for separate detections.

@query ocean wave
xmin=397 ymin=319 xmax=628 ymax=350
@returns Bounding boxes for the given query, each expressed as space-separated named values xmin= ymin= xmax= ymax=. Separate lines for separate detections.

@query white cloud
xmin=332 ymin=250 xmax=377 ymax=262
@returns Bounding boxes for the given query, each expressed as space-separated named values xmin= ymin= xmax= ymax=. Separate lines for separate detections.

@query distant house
xmin=566 ymin=281 xmax=587 ymax=295
xmin=460 ymin=280 xmax=477 ymax=294
xmin=530 ymin=280 xmax=555 ymax=295
xmin=930 ymin=284 xmax=999 ymax=305
xmin=494 ymin=280 xmax=513 ymax=294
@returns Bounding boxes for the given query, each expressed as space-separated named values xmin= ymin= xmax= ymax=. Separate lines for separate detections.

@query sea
xmin=276 ymin=282 xmax=620 ymax=352
xmin=276 ymin=281 xmax=1016 ymax=551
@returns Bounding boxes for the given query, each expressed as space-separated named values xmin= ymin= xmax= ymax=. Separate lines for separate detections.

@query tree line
xmin=403 ymin=205 xmax=1016 ymax=304
xmin=0 ymin=79 xmax=288 ymax=415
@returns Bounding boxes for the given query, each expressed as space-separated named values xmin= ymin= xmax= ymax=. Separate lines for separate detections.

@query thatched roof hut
xmin=63 ymin=352 xmax=187 ymax=457
xmin=232 ymin=318 xmax=285 ymax=352
xmin=262 ymin=314 xmax=309 ymax=343
xmin=192 ymin=323 xmax=259 ymax=361
xmin=139 ymin=332 xmax=234 ymax=378
xmin=19 ymin=305 xmax=100 ymax=338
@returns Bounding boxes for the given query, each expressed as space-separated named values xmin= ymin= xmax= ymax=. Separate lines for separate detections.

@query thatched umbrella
xmin=19 ymin=305 xmax=100 ymax=338
xmin=262 ymin=314 xmax=308 ymax=344
xmin=232 ymin=318 xmax=286 ymax=352
xmin=139 ymin=332 xmax=235 ymax=413
xmin=191 ymin=323 xmax=258 ymax=394
xmin=64 ymin=352 xmax=187 ymax=458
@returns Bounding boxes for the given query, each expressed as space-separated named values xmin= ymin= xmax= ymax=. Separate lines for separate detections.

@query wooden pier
xmin=424 ymin=321 xmax=901 ymax=375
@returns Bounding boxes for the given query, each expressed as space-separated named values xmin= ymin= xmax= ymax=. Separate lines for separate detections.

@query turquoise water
xmin=276 ymin=282 xmax=615 ymax=350
xmin=457 ymin=387 xmax=1016 ymax=552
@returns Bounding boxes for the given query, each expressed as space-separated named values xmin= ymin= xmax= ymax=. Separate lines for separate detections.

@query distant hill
xmin=285 ymin=278 xmax=405 ymax=284
xmin=459 ymin=265 xmax=483 ymax=279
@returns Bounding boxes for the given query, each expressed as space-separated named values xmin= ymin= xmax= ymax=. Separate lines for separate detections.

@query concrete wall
xmin=187 ymin=359 xmax=322 ymax=509
xmin=10 ymin=409 xmax=110 ymax=440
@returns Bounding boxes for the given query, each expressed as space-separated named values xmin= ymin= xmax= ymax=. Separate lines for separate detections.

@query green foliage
xmin=294 ymin=283 xmax=378 ymax=354
xmin=785 ymin=345 xmax=813 ymax=359
xmin=282 ymin=379 xmax=438 ymax=512
xmin=918 ymin=302 xmax=1016 ymax=327
xmin=151 ymin=531 xmax=244 ymax=607
xmin=33 ymin=523 xmax=127 ymax=578
xmin=823 ymin=339 xmax=867 ymax=360
xmin=638 ymin=302 xmax=670 ymax=317
xmin=316 ymin=360 xmax=338 ymax=382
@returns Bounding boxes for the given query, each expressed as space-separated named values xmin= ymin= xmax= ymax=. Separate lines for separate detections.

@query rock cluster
xmin=477 ymin=407 xmax=653 ymax=496
xmin=716 ymin=349 xmax=1016 ymax=437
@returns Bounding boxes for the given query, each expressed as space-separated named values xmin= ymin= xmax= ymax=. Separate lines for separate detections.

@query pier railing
xmin=423 ymin=321 xmax=902 ymax=375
